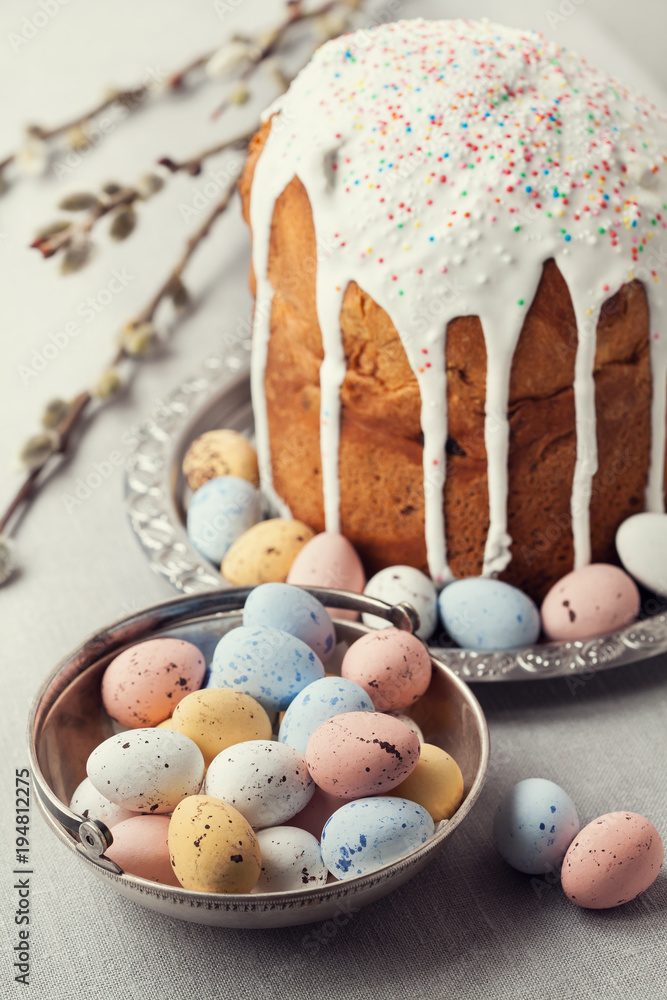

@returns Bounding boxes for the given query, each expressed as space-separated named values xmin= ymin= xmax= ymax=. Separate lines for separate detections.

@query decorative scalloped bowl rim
xmin=123 ymin=349 xmax=667 ymax=682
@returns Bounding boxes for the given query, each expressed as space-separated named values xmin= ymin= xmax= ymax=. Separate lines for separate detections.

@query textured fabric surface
xmin=1 ymin=0 xmax=666 ymax=997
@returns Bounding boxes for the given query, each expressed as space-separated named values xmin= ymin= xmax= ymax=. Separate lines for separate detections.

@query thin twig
xmin=135 ymin=165 xmax=242 ymax=324
xmin=1 ymin=175 xmax=241 ymax=536
xmin=209 ymin=0 xmax=337 ymax=120
xmin=158 ymin=127 xmax=256 ymax=176
xmin=0 ymin=52 xmax=215 ymax=175
xmin=31 ymin=188 xmax=137 ymax=258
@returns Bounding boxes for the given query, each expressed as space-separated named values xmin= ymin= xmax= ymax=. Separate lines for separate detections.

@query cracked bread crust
xmin=240 ymin=122 xmax=652 ymax=600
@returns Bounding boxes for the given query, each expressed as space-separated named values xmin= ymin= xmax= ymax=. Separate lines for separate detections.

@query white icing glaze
xmin=248 ymin=18 xmax=667 ymax=582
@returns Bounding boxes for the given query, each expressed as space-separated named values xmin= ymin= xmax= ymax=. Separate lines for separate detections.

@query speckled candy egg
xmin=70 ymin=777 xmax=138 ymax=827
xmin=186 ymin=475 xmax=261 ymax=565
xmin=390 ymin=743 xmax=464 ymax=823
xmin=541 ymin=564 xmax=640 ymax=641
xmin=208 ymin=625 xmax=324 ymax=713
xmin=171 ymin=688 xmax=272 ymax=767
xmin=287 ymin=532 xmax=365 ymax=620
xmin=341 ymin=630 xmax=432 ymax=712
xmin=87 ymin=728 xmax=205 ymax=813
xmin=561 ymin=811 xmax=664 ymax=909
xmin=616 ymin=512 xmax=667 ymax=597
xmin=285 ymin=785 xmax=349 ymax=840
xmin=321 ymin=797 xmax=435 ymax=880
xmin=493 ymin=778 xmax=580 ymax=875
xmin=182 ymin=429 xmax=259 ymax=491
xmin=243 ymin=583 xmax=335 ymax=663
xmin=101 ymin=637 xmax=206 ymax=729
xmin=363 ymin=566 xmax=438 ymax=639
xmin=278 ymin=676 xmax=374 ymax=754
xmin=168 ymin=794 xmax=260 ymax=893
xmin=253 ymin=826 xmax=328 ymax=892
xmin=204 ymin=740 xmax=314 ymax=829
xmin=306 ymin=712 xmax=420 ymax=798
xmin=106 ymin=815 xmax=180 ymax=886
xmin=222 ymin=518 xmax=315 ymax=585
xmin=439 ymin=578 xmax=541 ymax=650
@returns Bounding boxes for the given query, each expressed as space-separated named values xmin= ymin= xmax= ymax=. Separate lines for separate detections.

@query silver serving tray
xmin=124 ymin=348 xmax=667 ymax=682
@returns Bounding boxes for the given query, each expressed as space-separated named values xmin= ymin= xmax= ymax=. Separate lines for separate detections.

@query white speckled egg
xmin=253 ymin=826 xmax=328 ymax=892
xmin=207 ymin=625 xmax=325 ymax=713
xmin=186 ymin=475 xmax=261 ymax=565
xmin=204 ymin=740 xmax=314 ymax=829
xmin=243 ymin=583 xmax=336 ymax=663
xmin=70 ymin=777 xmax=138 ymax=827
xmin=493 ymin=778 xmax=580 ymax=875
xmin=439 ymin=577 xmax=541 ymax=650
xmin=363 ymin=566 xmax=438 ymax=639
xmin=278 ymin=676 xmax=374 ymax=755
xmin=541 ymin=564 xmax=640 ymax=641
xmin=321 ymin=797 xmax=434 ymax=880
xmin=87 ymin=728 xmax=205 ymax=814
xmin=616 ymin=512 xmax=667 ymax=597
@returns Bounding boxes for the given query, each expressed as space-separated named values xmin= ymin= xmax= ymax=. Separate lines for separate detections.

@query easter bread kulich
xmin=239 ymin=19 xmax=667 ymax=600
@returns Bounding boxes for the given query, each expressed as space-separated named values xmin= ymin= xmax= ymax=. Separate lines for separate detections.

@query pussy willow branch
xmin=0 ymin=52 xmax=214 ymax=176
xmin=209 ymin=0 xmax=338 ymax=120
xmin=0 ymin=170 xmax=241 ymax=537
xmin=31 ymin=130 xmax=253 ymax=260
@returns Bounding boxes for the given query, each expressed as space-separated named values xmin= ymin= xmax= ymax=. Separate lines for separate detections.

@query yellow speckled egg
xmin=390 ymin=743 xmax=464 ymax=823
xmin=222 ymin=519 xmax=315 ymax=585
xmin=171 ymin=689 xmax=272 ymax=767
xmin=168 ymin=794 xmax=261 ymax=893
xmin=182 ymin=429 xmax=259 ymax=491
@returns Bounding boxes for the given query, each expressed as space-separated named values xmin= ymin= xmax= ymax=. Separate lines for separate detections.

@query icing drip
xmin=248 ymin=18 xmax=667 ymax=579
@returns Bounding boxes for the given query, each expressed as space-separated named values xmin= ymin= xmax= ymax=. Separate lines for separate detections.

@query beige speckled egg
xmin=168 ymin=794 xmax=261 ymax=893
xmin=101 ymin=637 xmax=206 ymax=728
xmin=171 ymin=689 xmax=272 ymax=767
xmin=389 ymin=743 xmax=464 ymax=822
xmin=561 ymin=811 xmax=664 ymax=909
xmin=222 ymin=519 xmax=315 ymax=585
xmin=106 ymin=815 xmax=180 ymax=886
xmin=182 ymin=429 xmax=259 ymax=491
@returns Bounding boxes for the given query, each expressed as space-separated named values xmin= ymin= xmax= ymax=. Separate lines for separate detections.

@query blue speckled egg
xmin=243 ymin=584 xmax=336 ymax=663
xmin=207 ymin=625 xmax=325 ymax=713
xmin=278 ymin=677 xmax=374 ymax=754
xmin=438 ymin=577 xmax=540 ymax=650
xmin=493 ymin=778 xmax=580 ymax=875
xmin=321 ymin=797 xmax=434 ymax=880
xmin=186 ymin=475 xmax=261 ymax=565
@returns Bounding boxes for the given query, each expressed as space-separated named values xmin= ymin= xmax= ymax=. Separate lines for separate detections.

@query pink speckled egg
xmin=306 ymin=712 xmax=420 ymax=799
xmin=284 ymin=785 xmax=349 ymax=840
xmin=286 ymin=532 xmax=365 ymax=620
xmin=341 ymin=630 xmax=432 ymax=712
xmin=561 ymin=812 xmax=663 ymax=909
xmin=105 ymin=815 xmax=180 ymax=886
xmin=540 ymin=564 xmax=639 ymax=641
xmin=101 ymin=638 xmax=206 ymax=728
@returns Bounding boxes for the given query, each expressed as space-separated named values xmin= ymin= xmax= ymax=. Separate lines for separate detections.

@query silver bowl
xmin=125 ymin=353 xmax=667 ymax=683
xmin=28 ymin=587 xmax=489 ymax=929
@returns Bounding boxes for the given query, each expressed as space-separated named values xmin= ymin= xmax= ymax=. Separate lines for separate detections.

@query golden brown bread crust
xmin=240 ymin=122 xmax=652 ymax=600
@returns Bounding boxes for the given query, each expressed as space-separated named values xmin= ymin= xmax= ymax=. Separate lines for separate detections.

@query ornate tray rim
xmin=124 ymin=348 xmax=667 ymax=683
